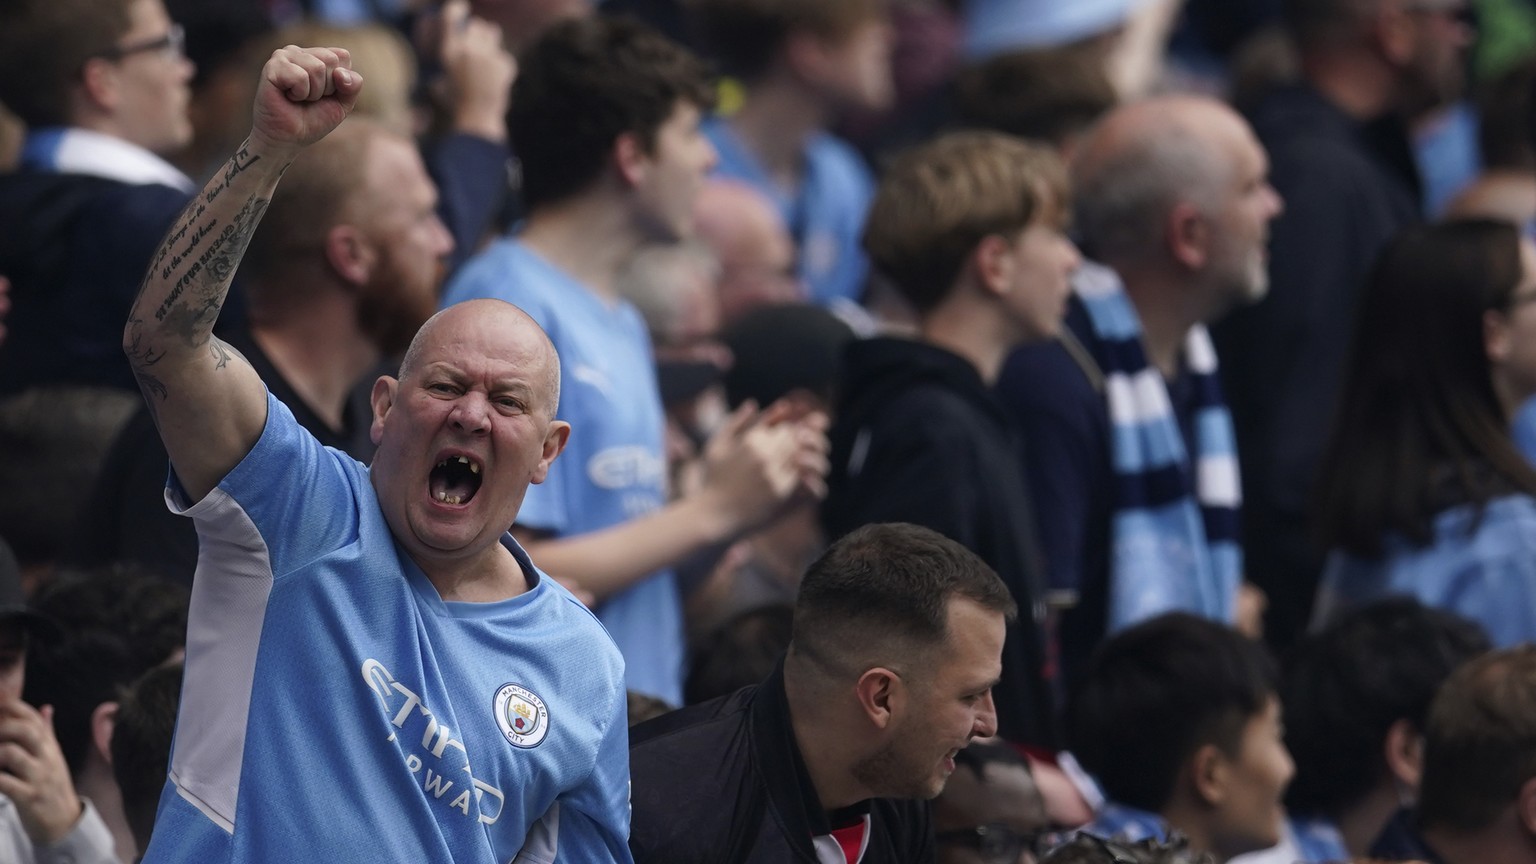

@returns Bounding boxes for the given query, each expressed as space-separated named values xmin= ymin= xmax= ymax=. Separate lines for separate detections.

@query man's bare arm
xmin=123 ymin=46 xmax=361 ymax=503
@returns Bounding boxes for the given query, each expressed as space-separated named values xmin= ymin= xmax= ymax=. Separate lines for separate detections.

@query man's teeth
xmin=435 ymin=491 xmax=465 ymax=505
xmin=435 ymin=455 xmax=481 ymax=474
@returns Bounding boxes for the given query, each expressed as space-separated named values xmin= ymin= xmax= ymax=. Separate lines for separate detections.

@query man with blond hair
xmin=824 ymin=130 xmax=1081 ymax=749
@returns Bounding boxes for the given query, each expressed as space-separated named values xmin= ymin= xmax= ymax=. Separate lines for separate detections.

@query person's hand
xmin=0 ymin=275 xmax=11 ymax=348
xmin=0 ymin=700 xmax=84 ymax=846
xmin=438 ymin=0 xmax=516 ymax=141
xmin=249 ymin=46 xmax=363 ymax=158
xmin=697 ymin=403 xmax=830 ymax=535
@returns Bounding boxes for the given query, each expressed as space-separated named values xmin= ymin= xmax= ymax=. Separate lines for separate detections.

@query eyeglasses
xmin=936 ymin=824 xmax=1047 ymax=864
xmin=99 ymin=24 xmax=185 ymax=61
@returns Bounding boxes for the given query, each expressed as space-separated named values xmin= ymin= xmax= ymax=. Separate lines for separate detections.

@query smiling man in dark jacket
xmin=629 ymin=523 xmax=1015 ymax=864
xmin=822 ymin=131 xmax=1080 ymax=749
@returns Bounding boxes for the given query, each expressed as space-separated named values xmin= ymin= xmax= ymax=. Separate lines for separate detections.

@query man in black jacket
xmin=823 ymin=131 xmax=1080 ymax=748
xmin=630 ymin=522 xmax=1014 ymax=863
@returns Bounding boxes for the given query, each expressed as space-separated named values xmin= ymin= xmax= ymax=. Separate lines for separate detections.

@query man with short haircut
xmin=1212 ymin=0 xmax=1472 ymax=648
xmin=1283 ymin=599 xmax=1489 ymax=862
xmin=0 ymin=0 xmax=202 ymax=394
xmin=1068 ymin=614 xmax=1294 ymax=864
xmin=111 ymin=662 xmax=183 ymax=862
xmin=688 ymin=0 xmax=894 ymax=307
xmin=1416 ymin=645 xmax=1536 ymax=864
xmin=126 ymin=46 xmax=631 ymax=861
xmin=997 ymin=95 xmax=1283 ymax=672
xmin=629 ymin=522 xmax=1013 ymax=863
xmin=23 ymin=566 xmax=189 ymax=863
xmin=443 ymin=17 xmax=828 ymax=706
xmin=85 ymin=116 xmax=453 ymax=583
xmin=824 ymin=130 xmax=1080 ymax=748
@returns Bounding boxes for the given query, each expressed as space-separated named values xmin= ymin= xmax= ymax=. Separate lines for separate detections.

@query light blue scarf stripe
xmin=1071 ymin=263 xmax=1242 ymax=632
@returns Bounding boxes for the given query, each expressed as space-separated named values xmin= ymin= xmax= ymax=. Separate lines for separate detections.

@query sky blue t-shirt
xmin=1315 ymin=494 xmax=1536 ymax=647
xmin=704 ymin=119 xmax=872 ymax=307
xmin=141 ymin=394 xmax=632 ymax=863
xmin=442 ymin=239 xmax=684 ymax=704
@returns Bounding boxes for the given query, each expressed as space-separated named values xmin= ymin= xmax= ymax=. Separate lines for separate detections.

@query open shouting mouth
xmin=429 ymin=454 xmax=482 ymax=505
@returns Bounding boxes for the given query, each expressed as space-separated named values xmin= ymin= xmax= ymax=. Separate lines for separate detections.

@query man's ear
xmin=614 ymin=131 xmax=648 ymax=188
xmin=1189 ymin=742 xmax=1230 ymax=807
xmin=1166 ymin=201 xmax=1209 ymax=270
xmin=78 ymin=57 xmax=120 ymax=113
xmin=370 ymin=376 xmax=399 ymax=445
xmin=531 ymin=420 xmax=571 ymax=484
xmin=1384 ymin=717 xmax=1424 ymax=795
xmin=92 ymin=701 xmax=118 ymax=767
xmin=324 ymin=224 xmax=375 ymax=289
xmin=970 ymin=234 xmax=1014 ymax=296
xmin=854 ymin=667 xmax=903 ymax=730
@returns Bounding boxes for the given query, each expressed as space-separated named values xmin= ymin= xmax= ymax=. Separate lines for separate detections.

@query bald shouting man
xmin=124 ymin=46 xmax=632 ymax=862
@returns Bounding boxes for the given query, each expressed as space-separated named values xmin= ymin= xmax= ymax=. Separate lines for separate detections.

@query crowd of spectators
xmin=3 ymin=0 xmax=1536 ymax=861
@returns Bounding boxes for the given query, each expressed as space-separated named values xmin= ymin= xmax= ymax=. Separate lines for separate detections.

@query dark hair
xmin=791 ymin=523 xmax=1017 ymax=678
xmin=1419 ymin=645 xmax=1536 ymax=833
xmin=1315 ymin=220 xmax=1536 ymax=558
xmin=22 ymin=564 xmax=189 ymax=776
xmin=953 ymin=46 xmax=1117 ymax=150
xmin=1282 ymin=0 xmax=1374 ymax=54
xmin=510 ymin=16 xmax=714 ymax=211
xmin=684 ymin=604 xmax=794 ymax=705
xmin=0 ymin=0 xmax=134 ymax=126
xmin=862 ymin=130 xmax=1067 ymax=314
xmin=0 ymin=386 xmax=140 ymax=567
xmin=1066 ymin=613 xmax=1277 ymax=812
xmin=685 ymin=0 xmax=885 ymax=80
xmin=720 ymin=303 xmax=855 ymax=409
xmin=111 ymin=661 xmax=184 ymax=853
xmin=1283 ymin=598 xmax=1489 ymax=817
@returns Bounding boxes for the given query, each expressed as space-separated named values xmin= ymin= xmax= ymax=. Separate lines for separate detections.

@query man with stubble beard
xmin=82 ymin=117 xmax=454 ymax=584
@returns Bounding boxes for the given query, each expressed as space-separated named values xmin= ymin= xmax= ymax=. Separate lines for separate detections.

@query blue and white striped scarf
xmin=1073 ymin=263 xmax=1242 ymax=631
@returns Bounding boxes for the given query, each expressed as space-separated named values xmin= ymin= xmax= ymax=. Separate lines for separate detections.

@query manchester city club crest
xmin=494 ymin=683 xmax=550 ymax=748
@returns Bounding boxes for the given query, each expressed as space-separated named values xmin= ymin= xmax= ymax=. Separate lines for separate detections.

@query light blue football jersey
xmin=442 ymin=240 xmax=685 ymax=704
xmin=141 ymin=394 xmax=632 ymax=863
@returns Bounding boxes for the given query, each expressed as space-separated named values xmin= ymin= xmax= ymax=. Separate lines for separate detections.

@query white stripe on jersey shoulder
xmin=514 ymin=801 xmax=561 ymax=864
xmin=169 ymin=485 xmax=278 ymax=832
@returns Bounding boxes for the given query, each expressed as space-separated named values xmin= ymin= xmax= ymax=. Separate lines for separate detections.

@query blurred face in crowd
xmin=852 ymin=598 xmax=1006 ymax=801
xmin=1001 ymin=205 xmax=1082 ymax=343
xmin=694 ymin=181 xmax=805 ymax=323
xmin=1484 ymin=239 xmax=1536 ymax=407
xmin=632 ymin=100 xmax=719 ymax=244
xmin=1207 ymin=697 xmax=1295 ymax=861
xmin=935 ymin=758 xmax=1051 ymax=864
xmin=1203 ymin=114 xmax=1284 ymax=313
xmin=801 ymin=15 xmax=897 ymax=114
xmin=1397 ymin=0 xmax=1473 ymax=114
xmin=103 ymin=0 xmax=194 ymax=154
xmin=354 ymin=135 xmax=454 ymax=357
